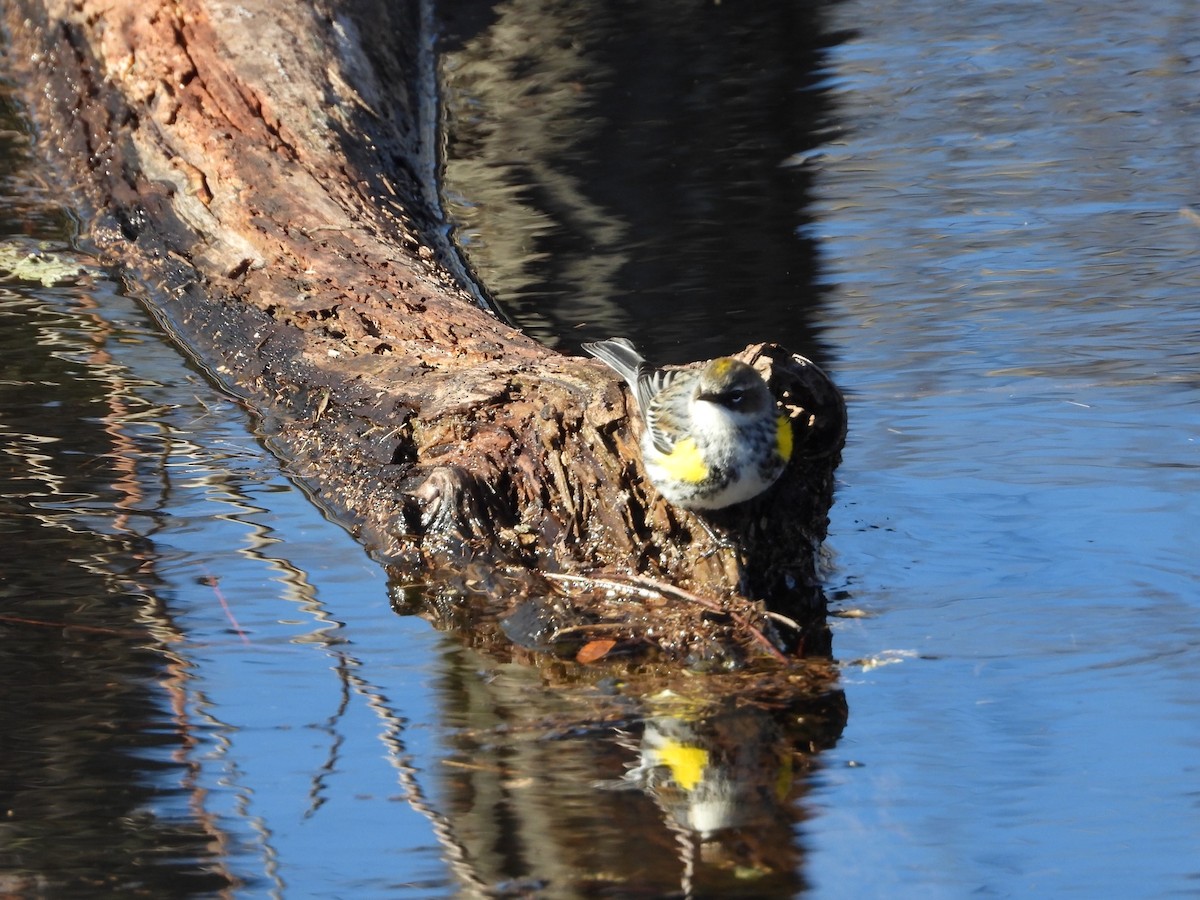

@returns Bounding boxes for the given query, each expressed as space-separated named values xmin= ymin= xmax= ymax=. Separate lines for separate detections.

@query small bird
xmin=583 ymin=337 xmax=793 ymax=510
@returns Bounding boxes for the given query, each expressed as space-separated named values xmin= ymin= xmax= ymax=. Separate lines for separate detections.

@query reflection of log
xmin=4 ymin=0 xmax=844 ymax=662
xmin=429 ymin=647 xmax=848 ymax=897
xmin=0 ymin=266 xmax=238 ymax=894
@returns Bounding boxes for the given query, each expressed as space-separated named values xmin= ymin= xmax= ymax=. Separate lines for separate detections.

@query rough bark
xmin=1 ymin=0 xmax=845 ymax=665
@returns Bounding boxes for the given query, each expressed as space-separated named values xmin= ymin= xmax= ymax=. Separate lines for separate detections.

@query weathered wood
xmin=2 ymin=0 xmax=845 ymax=664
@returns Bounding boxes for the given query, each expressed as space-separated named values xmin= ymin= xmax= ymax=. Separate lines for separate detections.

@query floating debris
xmin=0 ymin=239 xmax=98 ymax=286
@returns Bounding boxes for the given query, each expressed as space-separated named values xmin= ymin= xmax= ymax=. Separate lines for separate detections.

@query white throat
xmin=689 ymin=397 xmax=745 ymax=440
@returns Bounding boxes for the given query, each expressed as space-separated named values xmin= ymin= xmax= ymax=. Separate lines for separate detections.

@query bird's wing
xmin=642 ymin=369 xmax=686 ymax=455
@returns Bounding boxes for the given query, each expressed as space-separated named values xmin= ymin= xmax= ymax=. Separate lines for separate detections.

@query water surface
xmin=805 ymin=1 xmax=1200 ymax=894
xmin=4 ymin=0 xmax=1200 ymax=894
xmin=438 ymin=0 xmax=1200 ymax=895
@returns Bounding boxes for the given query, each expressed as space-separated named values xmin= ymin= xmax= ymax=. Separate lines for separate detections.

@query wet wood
xmin=2 ymin=0 xmax=845 ymax=664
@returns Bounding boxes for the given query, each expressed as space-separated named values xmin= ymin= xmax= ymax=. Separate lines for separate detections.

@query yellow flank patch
xmin=776 ymin=414 xmax=794 ymax=461
xmin=654 ymin=437 xmax=709 ymax=483
xmin=657 ymin=740 xmax=709 ymax=792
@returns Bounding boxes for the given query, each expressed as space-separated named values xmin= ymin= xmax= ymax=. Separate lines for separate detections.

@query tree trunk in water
xmin=2 ymin=0 xmax=845 ymax=666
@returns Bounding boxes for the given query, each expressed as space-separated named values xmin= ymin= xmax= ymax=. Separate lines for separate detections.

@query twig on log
xmin=546 ymin=571 xmax=790 ymax=665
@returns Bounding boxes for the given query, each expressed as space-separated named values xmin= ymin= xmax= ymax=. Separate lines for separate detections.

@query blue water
xmin=802 ymin=0 xmax=1200 ymax=892
xmin=5 ymin=0 xmax=1200 ymax=895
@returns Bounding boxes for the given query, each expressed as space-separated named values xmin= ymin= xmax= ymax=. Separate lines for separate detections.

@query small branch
xmin=202 ymin=571 xmax=251 ymax=645
xmin=546 ymin=571 xmax=791 ymax=665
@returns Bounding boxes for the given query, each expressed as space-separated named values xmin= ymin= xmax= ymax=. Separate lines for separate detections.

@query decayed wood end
xmin=4 ymin=0 xmax=846 ymax=666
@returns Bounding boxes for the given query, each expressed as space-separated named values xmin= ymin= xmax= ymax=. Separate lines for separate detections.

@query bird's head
xmin=693 ymin=357 xmax=773 ymax=421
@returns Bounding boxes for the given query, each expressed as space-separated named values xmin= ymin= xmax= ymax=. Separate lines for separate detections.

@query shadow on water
xmin=436 ymin=0 xmax=849 ymax=366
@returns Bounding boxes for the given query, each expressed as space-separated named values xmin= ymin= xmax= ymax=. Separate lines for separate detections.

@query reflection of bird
xmin=582 ymin=338 xmax=793 ymax=510
xmin=624 ymin=714 xmax=794 ymax=839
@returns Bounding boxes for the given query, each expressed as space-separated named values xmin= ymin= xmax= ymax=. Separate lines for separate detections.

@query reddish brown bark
xmin=2 ymin=0 xmax=845 ymax=665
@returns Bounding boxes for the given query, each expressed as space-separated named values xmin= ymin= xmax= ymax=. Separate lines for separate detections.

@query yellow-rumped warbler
xmin=583 ymin=337 xmax=793 ymax=510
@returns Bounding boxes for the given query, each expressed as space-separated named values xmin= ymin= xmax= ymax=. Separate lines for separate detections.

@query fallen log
xmin=2 ymin=0 xmax=845 ymax=665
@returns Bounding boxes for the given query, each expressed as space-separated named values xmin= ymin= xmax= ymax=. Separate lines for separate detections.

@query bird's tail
xmin=582 ymin=337 xmax=647 ymax=389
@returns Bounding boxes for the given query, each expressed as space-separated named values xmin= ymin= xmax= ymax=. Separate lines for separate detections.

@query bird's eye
xmin=726 ymin=390 xmax=745 ymax=406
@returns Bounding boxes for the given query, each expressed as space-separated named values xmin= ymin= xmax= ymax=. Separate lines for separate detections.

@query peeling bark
xmin=2 ymin=0 xmax=845 ymax=665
